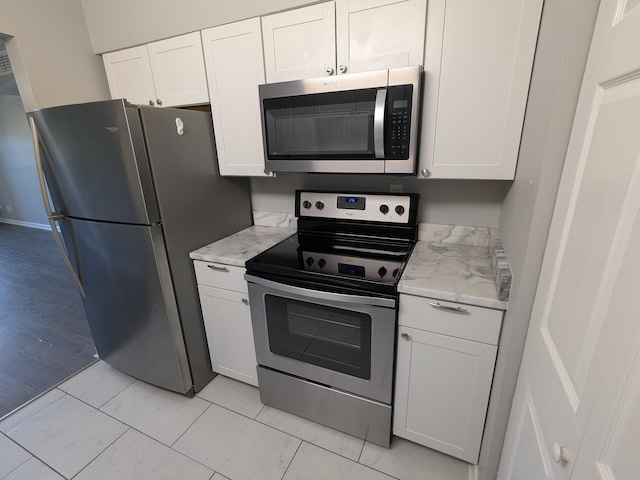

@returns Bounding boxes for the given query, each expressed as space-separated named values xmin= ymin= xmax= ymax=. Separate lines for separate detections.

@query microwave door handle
xmin=374 ymin=89 xmax=387 ymax=159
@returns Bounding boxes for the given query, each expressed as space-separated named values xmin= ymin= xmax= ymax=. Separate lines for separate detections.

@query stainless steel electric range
xmin=245 ymin=190 xmax=419 ymax=447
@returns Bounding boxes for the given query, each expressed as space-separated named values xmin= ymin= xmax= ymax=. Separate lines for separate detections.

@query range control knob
xmin=378 ymin=266 xmax=388 ymax=278
xmin=302 ymin=200 xmax=312 ymax=209
xmin=392 ymin=268 xmax=399 ymax=278
xmin=318 ymin=258 xmax=326 ymax=269
xmin=395 ymin=205 xmax=405 ymax=215
xmin=306 ymin=257 xmax=314 ymax=267
xmin=379 ymin=204 xmax=389 ymax=215
xmin=316 ymin=201 xmax=325 ymax=210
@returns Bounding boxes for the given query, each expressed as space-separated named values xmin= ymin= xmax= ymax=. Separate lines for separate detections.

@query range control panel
xmin=301 ymin=251 xmax=404 ymax=281
xmin=297 ymin=191 xmax=416 ymax=224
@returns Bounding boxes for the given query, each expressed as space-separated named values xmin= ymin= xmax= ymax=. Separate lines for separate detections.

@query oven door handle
xmin=244 ymin=274 xmax=396 ymax=309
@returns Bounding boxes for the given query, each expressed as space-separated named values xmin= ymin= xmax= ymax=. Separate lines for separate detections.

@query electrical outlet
xmin=389 ymin=184 xmax=403 ymax=193
xmin=6 ymin=205 xmax=12 ymax=213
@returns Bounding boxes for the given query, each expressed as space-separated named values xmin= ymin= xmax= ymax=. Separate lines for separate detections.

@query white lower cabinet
xmin=393 ymin=294 xmax=502 ymax=464
xmin=194 ymin=262 xmax=258 ymax=387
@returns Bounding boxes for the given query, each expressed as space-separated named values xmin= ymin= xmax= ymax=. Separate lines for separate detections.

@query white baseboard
xmin=0 ymin=218 xmax=51 ymax=230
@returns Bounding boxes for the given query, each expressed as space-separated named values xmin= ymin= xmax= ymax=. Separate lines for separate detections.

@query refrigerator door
xmin=139 ymin=106 xmax=252 ymax=391
xmin=65 ymin=217 xmax=192 ymax=394
xmin=30 ymin=100 xmax=159 ymax=225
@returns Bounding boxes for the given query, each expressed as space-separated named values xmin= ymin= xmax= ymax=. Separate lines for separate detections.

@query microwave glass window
xmin=263 ymin=89 xmax=378 ymax=159
xmin=264 ymin=294 xmax=372 ymax=379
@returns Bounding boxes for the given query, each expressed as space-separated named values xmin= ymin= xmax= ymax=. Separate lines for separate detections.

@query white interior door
xmin=498 ymin=0 xmax=640 ymax=478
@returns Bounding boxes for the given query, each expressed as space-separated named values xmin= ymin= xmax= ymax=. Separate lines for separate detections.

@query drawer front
xmin=194 ymin=261 xmax=247 ymax=293
xmin=398 ymin=294 xmax=503 ymax=345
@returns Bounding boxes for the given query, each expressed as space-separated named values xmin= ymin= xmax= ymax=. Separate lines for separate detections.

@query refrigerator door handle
xmin=29 ymin=117 xmax=86 ymax=297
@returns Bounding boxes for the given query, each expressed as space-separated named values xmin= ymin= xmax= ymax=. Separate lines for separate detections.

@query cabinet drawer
xmin=194 ymin=261 xmax=247 ymax=293
xmin=398 ymin=294 xmax=503 ymax=345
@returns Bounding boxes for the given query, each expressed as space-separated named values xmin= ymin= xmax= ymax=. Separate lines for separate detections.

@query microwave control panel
xmin=386 ymin=85 xmax=413 ymax=160
xmin=297 ymin=191 xmax=416 ymax=224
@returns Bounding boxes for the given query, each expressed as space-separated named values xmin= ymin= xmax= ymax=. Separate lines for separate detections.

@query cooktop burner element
xmin=246 ymin=190 xmax=419 ymax=296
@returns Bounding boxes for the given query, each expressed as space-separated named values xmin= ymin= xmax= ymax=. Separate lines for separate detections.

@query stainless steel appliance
xmin=258 ymin=66 xmax=422 ymax=174
xmin=28 ymin=99 xmax=253 ymax=395
xmin=245 ymin=190 xmax=419 ymax=447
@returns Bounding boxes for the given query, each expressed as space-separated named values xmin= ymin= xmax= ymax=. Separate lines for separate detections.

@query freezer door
xmin=30 ymin=100 xmax=159 ymax=224
xmin=67 ymin=218 xmax=193 ymax=394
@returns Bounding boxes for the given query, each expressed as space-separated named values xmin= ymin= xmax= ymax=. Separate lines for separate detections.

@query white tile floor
xmin=0 ymin=361 xmax=471 ymax=480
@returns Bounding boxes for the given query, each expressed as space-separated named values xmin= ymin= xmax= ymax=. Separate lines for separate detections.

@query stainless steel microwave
xmin=258 ymin=66 xmax=422 ymax=175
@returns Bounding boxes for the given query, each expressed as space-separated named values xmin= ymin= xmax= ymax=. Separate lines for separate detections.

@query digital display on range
xmin=337 ymin=196 xmax=366 ymax=210
xmin=338 ymin=263 xmax=365 ymax=277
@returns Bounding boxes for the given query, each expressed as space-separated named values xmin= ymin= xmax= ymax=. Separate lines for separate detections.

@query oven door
xmin=245 ymin=275 xmax=397 ymax=404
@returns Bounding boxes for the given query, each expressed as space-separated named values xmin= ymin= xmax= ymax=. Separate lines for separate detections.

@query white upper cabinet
xmin=202 ymin=19 xmax=272 ymax=177
xmin=335 ymin=0 xmax=427 ymax=75
xmin=146 ymin=32 xmax=209 ymax=107
xmin=103 ymin=32 xmax=209 ymax=108
xmin=103 ymin=45 xmax=157 ymax=107
xmin=262 ymin=2 xmax=336 ymax=83
xmin=262 ymin=0 xmax=426 ymax=83
xmin=419 ymin=0 xmax=544 ymax=179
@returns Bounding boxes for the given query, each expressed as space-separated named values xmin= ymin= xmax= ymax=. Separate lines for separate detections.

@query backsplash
xmin=252 ymin=211 xmax=295 ymax=227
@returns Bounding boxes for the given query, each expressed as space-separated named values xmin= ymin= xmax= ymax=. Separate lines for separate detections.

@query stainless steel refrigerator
xmin=28 ymin=99 xmax=253 ymax=395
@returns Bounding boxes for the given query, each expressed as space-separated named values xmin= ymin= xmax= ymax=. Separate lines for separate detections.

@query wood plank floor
xmin=0 ymin=223 xmax=95 ymax=418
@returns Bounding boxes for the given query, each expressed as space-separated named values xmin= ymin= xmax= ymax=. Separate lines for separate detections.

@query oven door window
xmin=264 ymin=295 xmax=372 ymax=379
xmin=263 ymin=89 xmax=378 ymax=159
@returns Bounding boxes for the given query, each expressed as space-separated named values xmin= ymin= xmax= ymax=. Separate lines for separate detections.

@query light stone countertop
xmin=189 ymin=225 xmax=295 ymax=267
xmin=189 ymin=217 xmax=511 ymax=310
xmin=398 ymin=241 xmax=507 ymax=310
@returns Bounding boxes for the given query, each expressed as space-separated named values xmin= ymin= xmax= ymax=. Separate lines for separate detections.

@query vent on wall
xmin=0 ymin=51 xmax=12 ymax=76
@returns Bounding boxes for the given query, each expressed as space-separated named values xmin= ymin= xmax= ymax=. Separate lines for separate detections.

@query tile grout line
xmin=277 ymin=439 xmax=304 ymax=480
xmin=0 ymin=432 xmax=31 ymax=479
xmin=69 ymin=426 xmax=131 ymax=479
xmin=169 ymin=401 xmax=214 ymax=449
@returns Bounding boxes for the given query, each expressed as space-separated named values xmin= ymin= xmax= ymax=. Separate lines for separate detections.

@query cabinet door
xmin=147 ymin=32 xmax=209 ymax=107
xmin=393 ymin=325 xmax=497 ymax=463
xmin=262 ymin=2 xmax=336 ymax=82
xmin=103 ymin=45 xmax=156 ymax=107
xmin=202 ymin=19 xmax=272 ymax=177
xmin=419 ymin=0 xmax=543 ymax=179
xmin=197 ymin=284 xmax=258 ymax=387
xmin=335 ymin=0 xmax=426 ymax=75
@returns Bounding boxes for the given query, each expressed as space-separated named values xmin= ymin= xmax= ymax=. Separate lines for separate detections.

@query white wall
xmin=0 ymin=95 xmax=48 ymax=226
xmin=251 ymin=175 xmax=506 ymax=227
xmin=0 ymin=0 xmax=109 ymax=110
xmin=478 ymin=1 xmax=601 ymax=479
xmin=82 ymin=0 xmax=318 ymax=53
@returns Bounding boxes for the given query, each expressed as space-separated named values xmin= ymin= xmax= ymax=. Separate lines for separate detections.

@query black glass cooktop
xmin=246 ymin=232 xmax=415 ymax=296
